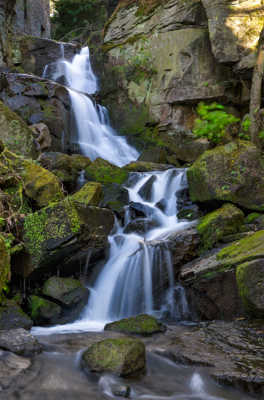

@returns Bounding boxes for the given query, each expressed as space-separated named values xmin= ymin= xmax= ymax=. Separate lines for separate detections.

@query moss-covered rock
xmin=81 ymin=337 xmax=146 ymax=376
xmin=236 ymin=260 xmax=264 ymax=318
xmin=85 ymin=158 xmax=128 ymax=185
xmin=29 ymin=295 xmax=62 ymax=325
xmin=187 ymin=141 xmax=264 ymax=211
xmin=39 ymin=152 xmax=91 ymax=188
xmin=22 ymin=198 xmax=114 ymax=278
xmin=0 ymin=145 xmax=64 ymax=208
xmin=71 ymin=182 xmax=102 ymax=206
xmin=43 ymin=277 xmax=89 ymax=309
xmin=104 ymin=314 xmax=166 ymax=335
xmin=197 ymin=204 xmax=244 ymax=251
xmin=0 ymin=235 xmax=10 ymax=304
xmin=0 ymin=101 xmax=37 ymax=159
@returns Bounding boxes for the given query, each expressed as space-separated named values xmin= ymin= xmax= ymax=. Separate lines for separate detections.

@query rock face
xmin=197 ymin=203 xmax=244 ymax=250
xmin=81 ymin=337 xmax=146 ymax=376
xmin=201 ymin=0 xmax=264 ymax=64
xmin=105 ymin=314 xmax=166 ymax=335
xmin=43 ymin=277 xmax=89 ymax=309
xmin=187 ymin=141 xmax=264 ymax=211
xmin=0 ymin=302 xmax=33 ymax=330
xmin=29 ymin=295 xmax=62 ymax=325
xmin=0 ymin=73 xmax=72 ymax=153
xmin=181 ymin=230 xmax=264 ymax=319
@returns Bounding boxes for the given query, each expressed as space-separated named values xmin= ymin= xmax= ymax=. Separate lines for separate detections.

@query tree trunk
xmin=249 ymin=26 xmax=264 ymax=148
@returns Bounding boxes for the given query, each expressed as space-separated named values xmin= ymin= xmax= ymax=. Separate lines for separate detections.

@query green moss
xmin=29 ymin=295 xmax=47 ymax=320
xmin=85 ymin=159 xmax=128 ymax=185
xmin=245 ymin=213 xmax=262 ymax=224
xmin=197 ymin=203 xmax=244 ymax=251
xmin=70 ymin=182 xmax=102 ymax=206
xmin=0 ymin=235 xmax=10 ymax=305
xmin=217 ymin=230 xmax=264 ymax=268
xmin=105 ymin=314 xmax=165 ymax=335
xmin=23 ymin=209 xmax=47 ymax=264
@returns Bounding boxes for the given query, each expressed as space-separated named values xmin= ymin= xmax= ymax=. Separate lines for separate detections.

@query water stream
xmin=28 ymin=47 xmax=256 ymax=400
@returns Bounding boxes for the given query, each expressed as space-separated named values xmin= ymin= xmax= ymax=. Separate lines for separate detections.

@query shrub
xmin=193 ymin=102 xmax=239 ymax=144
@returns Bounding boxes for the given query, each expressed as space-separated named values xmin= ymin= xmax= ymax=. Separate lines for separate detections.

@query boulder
xmin=22 ymin=199 xmax=114 ymax=278
xmin=85 ymin=158 xmax=128 ymax=185
xmin=81 ymin=337 xmax=146 ymax=376
xmin=0 ymin=235 xmax=10 ymax=304
xmin=39 ymin=152 xmax=91 ymax=188
xmin=71 ymin=182 xmax=103 ymax=206
xmin=187 ymin=141 xmax=264 ymax=211
xmin=43 ymin=277 xmax=89 ymax=309
xmin=0 ymin=350 xmax=31 ymax=390
xmin=100 ymin=183 xmax=129 ymax=215
xmin=0 ymin=100 xmax=36 ymax=158
xmin=125 ymin=161 xmax=172 ymax=172
xmin=0 ymin=302 xmax=33 ymax=330
xmin=29 ymin=123 xmax=52 ymax=152
xmin=0 ymin=328 xmax=42 ymax=356
xmin=0 ymin=73 xmax=72 ymax=153
xmin=181 ymin=230 xmax=264 ymax=319
xmin=197 ymin=203 xmax=244 ymax=250
xmin=167 ymin=228 xmax=200 ymax=271
xmin=29 ymin=295 xmax=62 ymax=325
xmin=104 ymin=314 xmax=166 ymax=335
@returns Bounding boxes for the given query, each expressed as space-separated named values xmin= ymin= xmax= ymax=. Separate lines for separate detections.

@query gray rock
xmin=0 ymin=303 xmax=33 ymax=330
xmin=0 ymin=328 xmax=42 ymax=356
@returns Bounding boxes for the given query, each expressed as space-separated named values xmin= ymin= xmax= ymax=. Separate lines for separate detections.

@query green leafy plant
xmin=239 ymin=116 xmax=251 ymax=140
xmin=193 ymin=102 xmax=240 ymax=144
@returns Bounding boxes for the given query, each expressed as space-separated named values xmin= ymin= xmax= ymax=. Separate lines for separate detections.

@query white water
xmin=33 ymin=168 xmax=193 ymax=335
xmin=44 ymin=47 xmax=139 ymax=166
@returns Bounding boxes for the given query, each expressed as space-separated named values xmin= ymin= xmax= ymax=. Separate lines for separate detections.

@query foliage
xmin=51 ymin=0 xmax=101 ymax=41
xmin=239 ymin=116 xmax=251 ymax=140
xmin=193 ymin=102 xmax=239 ymax=144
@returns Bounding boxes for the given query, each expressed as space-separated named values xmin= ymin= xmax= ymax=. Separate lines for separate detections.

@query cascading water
xmin=43 ymin=47 xmax=139 ymax=166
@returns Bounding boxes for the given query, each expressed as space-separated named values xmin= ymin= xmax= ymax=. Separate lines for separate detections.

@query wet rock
xmin=81 ymin=337 xmax=146 ymax=376
xmin=43 ymin=277 xmax=89 ymax=310
xmin=0 ymin=302 xmax=33 ymax=330
xmin=138 ymin=175 xmax=156 ymax=202
xmin=167 ymin=228 xmax=200 ymax=271
xmin=28 ymin=295 xmax=62 ymax=326
xmin=112 ymin=384 xmax=131 ymax=398
xmin=0 ymin=328 xmax=42 ymax=356
xmin=155 ymin=321 xmax=264 ymax=396
xmin=124 ymin=218 xmax=157 ymax=234
xmin=139 ymin=147 xmax=167 ymax=164
xmin=100 ymin=183 xmax=129 ymax=215
xmin=0 ymin=100 xmax=37 ymax=158
xmin=129 ymin=202 xmax=154 ymax=218
xmin=104 ymin=314 xmax=166 ymax=336
xmin=187 ymin=141 xmax=264 ymax=211
xmin=197 ymin=203 xmax=244 ymax=250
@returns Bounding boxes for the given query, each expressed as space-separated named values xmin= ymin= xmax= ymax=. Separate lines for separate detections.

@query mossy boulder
xmin=71 ymin=182 xmax=102 ymax=206
xmin=39 ymin=152 xmax=91 ymax=188
xmin=187 ymin=141 xmax=264 ymax=211
xmin=0 ymin=235 xmax=10 ymax=304
xmin=0 ymin=145 xmax=64 ymax=208
xmin=43 ymin=277 xmax=89 ymax=309
xmin=22 ymin=199 xmax=114 ymax=278
xmin=85 ymin=158 xmax=128 ymax=185
xmin=0 ymin=301 xmax=33 ymax=330
xmin=29 ymin=295 xmax=62 ymax=325
xmin=104 ymin=314 xmax=166 ymax=335
xmin=0 ymin=101 xmax=37 ymax=159
xmin=81 ymin=337 xmax=146 ymax=376
xmin=197 ymin=204 xmax=244 ymax=250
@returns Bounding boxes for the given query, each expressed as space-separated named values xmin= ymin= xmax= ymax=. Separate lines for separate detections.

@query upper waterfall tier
xmin=44 ymin=47 xmax=139 ymax=167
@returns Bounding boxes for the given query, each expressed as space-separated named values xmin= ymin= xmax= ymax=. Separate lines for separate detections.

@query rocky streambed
xmin=0 ymin=320 xmax=263 ymax=399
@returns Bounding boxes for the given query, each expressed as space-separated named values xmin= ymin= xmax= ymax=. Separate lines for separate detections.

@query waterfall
xmin=82 ymin=168 xmax=192 ymax=322
xmin=43 ymin=47 xmax=139 ymax=167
